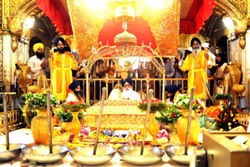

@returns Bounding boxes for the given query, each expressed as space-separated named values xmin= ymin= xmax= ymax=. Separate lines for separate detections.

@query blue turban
xmin=54 ymin=37 xmax=65 ymax=46
xmin=190 ymin=37 xmax=201 ymax=47
xmin=69 ymin=81 xmax=80 ymax=91
xmin=121 ymin=77 xmax=133 ymax=86
xmin=165 ymin=85 xmax=178 ymax=94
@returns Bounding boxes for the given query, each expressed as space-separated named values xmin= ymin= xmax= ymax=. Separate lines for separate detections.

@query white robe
xmin=28 ymin=55 xmax=45 ymax=79
xmin=121 ymin=88 xmax=141 ymax=101
xmin=108 ymin=88 xmax=122 ymax=100
xmin=66 ymin=92 xmax=77 ymax=103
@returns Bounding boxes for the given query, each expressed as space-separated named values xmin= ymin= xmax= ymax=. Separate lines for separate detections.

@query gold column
xmin=2 ymin=32 xmax=13 ymax=91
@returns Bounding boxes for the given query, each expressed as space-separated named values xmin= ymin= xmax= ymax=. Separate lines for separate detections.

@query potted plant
xmin=156 ymin=104 xmax=181 ymax=124
xmin=60 ymin=101 xmax=89 ymax=138
xmin=20 ymin=92 xmax=60 ymax=144
xmin=54 ymin=108 xmax=73 ymax=122
xmin=20 ymin=92 xmax=60 ymax=126
xmin=156 ymin=104 xmax=181 ymax=133
xmin=175 ymin=94 xmax=205 ymax=116
xmin=174 ymin=94 xmax=205 ymax=145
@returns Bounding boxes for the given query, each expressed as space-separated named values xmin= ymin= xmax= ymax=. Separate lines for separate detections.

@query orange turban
xmin=33 ymin=43 xmax=44 ymax=52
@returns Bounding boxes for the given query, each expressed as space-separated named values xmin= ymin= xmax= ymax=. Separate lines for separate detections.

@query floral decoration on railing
xmin=61 ymin=101 xmax=90 ymax=112
xmin=138 ymin=98 xmax=167 ymax=113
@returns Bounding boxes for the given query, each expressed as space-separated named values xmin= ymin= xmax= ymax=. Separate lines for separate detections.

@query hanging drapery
xmin=37 ymin=0 xmax=72 ymax=35
xmin=180 ymin=0 xmax=215 ymax=34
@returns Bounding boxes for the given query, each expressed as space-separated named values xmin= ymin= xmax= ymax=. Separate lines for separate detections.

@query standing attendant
xmin=176 ymin=37 xmax=212 ymax=99
xmin=50 ymin=37 xmax=79 ymax=100
xmin=28 ymin=42 xmax=49 ymax=80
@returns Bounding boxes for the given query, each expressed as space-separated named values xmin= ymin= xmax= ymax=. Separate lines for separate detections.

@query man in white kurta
xmin=28 ymin=43 xmax=49 ymax=80
xmin=120 ymin=77 xmax=141 ymax=101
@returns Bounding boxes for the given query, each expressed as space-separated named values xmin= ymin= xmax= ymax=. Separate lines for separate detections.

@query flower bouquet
xmin=156 ymin=104 xmax=181 ymax=124
xmin=53 ymin=107 xmax=84 ymax=122
xmin=21 ymin=92 xmax=60 ymax=110
xmin=175 ymin=94 xmax=205 ymax=115
xmin=174 ymin=94 xmax=204 ymax=145
xmin=20 ymin=92 xmax=60 ymax=126
xmin=138 ymin=98 xmax=167 ymax=113
xmin=215 ymin=97 xmax=240 ymax=131
xmin=54 ymin=108 xmax=73 ymax=122
xmin=61 ymin=101 xmax=90 ymax=112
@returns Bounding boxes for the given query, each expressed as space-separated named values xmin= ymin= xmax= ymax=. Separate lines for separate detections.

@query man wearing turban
xmin=49 ymin=37 xmax=79 ymax=100
xmin=120 ymin=77 xmax=141 ymax=100
xmin=66 ymin=80 xmax=84 ymax=103
xmin=176 ymin=37 xmax=212 ymax=99
xmin=165 ymin=85 xmax=179 ymax=102
xmin=28 ymin=42 xmax=49 ymax=80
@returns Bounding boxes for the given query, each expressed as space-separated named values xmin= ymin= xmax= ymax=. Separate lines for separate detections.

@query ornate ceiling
xmin=36 ymin=0 xmax=215 ymax=59
xmin=2 ymin=0 xmax=248 ymax=59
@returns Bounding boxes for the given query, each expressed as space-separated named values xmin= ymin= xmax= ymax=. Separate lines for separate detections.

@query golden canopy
xmin=37 ymin=0 xmax=215 ymax=60
xmin=66 ymin=0 xmax=180 ymax=59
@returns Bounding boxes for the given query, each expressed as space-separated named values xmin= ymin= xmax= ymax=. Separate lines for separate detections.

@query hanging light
xmin=222 ymin=16 xmax=234 ymax=31
xmin=222 ymin=16 xmax=236 ymax=40
xmin=23 ymin=16 xmax=35 ymax=29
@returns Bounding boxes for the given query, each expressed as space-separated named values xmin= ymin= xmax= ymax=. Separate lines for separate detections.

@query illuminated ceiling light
xmin=115 ymin=5 xmax=135 ymax=22
xmin=222 ymin=16 xmax=234 ymax=31
xmin=83 ymin=0 xmax=107 ymax=11
xmin=222 ymin=16 xmax=236 ymax=40
xmin=23 ymin=16 xmax=35 ymax=29
xmin=144 ymin=0 xmax=165 ymax=9
xmin=73 ymin=0 xmax=80 ymax=7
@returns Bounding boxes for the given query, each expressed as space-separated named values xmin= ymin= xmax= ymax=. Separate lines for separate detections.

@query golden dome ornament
xmin=114 ymin=20 xmax=137 ymax=45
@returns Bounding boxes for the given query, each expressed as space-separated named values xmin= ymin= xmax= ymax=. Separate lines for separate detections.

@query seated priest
xmin=108 ymin=83 xmax=123 ymax=100
xmin=66 ymin=80 xmax=84 ymax=103
xmin=165 ymin=84 xmax=179 ymax=102
xmin=121 ymin=77 xmax=141 ymax=101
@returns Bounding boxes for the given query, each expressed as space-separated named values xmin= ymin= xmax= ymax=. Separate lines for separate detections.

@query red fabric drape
xmin=180 ymin=0 xmax=215 ymax=34
xmin=37 ymin=0 xmax=72 ymax=35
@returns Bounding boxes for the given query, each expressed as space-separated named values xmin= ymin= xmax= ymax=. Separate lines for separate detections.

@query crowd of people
xmin=27 ymin=36 xmax=228 ymax=103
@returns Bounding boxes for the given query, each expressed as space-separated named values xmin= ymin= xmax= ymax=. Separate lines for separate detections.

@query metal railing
xmin=74 ymin=77 xmax=213 ymax=104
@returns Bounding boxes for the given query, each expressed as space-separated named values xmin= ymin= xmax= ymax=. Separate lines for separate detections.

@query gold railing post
xmin=105 ymin=74 xmax=109 ymax=100
xmin=162 ymin=69 xmax=166 ymax=101
xmin=86 ymin=72 xmax=90 ymax=104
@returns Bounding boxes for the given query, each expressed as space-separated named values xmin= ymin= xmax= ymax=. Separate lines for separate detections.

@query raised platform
xmin=84 ymin=100 xmax=146 ymax=130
